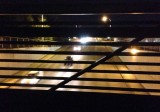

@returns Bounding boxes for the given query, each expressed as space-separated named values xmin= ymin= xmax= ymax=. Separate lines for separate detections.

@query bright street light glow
xmin=80 ymin=37 xmax=92 ymax=43
xmin=73 ymin=37 xmax=77 ymax=39
xmin=130 ymin=48 xmax=139 ymax=55
xmin=101 ymin=16 xmax=108 ymax=22
xmin=21 ymin=71 xmax=43 ymax=84
xmin=72 ymin=55 xmax=82 ymax=60
xmin=114 ymin=38 xmax=118 ymax=42
xmin=73 ymin=46 xmax=81 ymax=51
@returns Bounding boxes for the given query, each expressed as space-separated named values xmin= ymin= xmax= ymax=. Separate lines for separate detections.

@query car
xmin=73 ymin=46 xmax=81 ymax=51
xmin=21 ymin=71 xmax=43 ymax=84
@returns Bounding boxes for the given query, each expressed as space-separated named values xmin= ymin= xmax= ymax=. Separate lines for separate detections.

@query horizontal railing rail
xmin=0 ymin=50 xmax=160 ymax=56
xmin=0 ymin=59 xmax=160 ymax=66
xmin=0 ymin=76 xmax=160 ymax=84
xmin=1 ymin=83 xmax=160 ymax=93
xmin=0 ymin=67 xmax=160 ymax=75
xmin=0 ymin=21 xmax=160 ymax=26
xmin=0 ymin=41 xmax=159 ymax=46
xmin=0 ymin=27 xmax=160 ymax=37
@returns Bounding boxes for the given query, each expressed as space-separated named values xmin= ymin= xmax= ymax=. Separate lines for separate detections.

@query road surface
xmin=9 ymin=45 xmax=148 ymax=95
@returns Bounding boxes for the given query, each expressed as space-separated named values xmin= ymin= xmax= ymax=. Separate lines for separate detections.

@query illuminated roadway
xmin=12 ymin=45 xmax=148 ymax=95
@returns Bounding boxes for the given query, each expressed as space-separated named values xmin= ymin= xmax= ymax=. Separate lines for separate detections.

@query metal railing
xmin=0 ymin=0 xmax=160 ymax=95
xmin=0 ymin=38 xmax=159 ymax=95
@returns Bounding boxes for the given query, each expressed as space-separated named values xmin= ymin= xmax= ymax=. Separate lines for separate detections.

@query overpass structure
xmin=0 ymin=0 xmax=160 ymax=111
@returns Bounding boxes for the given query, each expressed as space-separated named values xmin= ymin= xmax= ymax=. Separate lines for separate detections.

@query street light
xmin=80 ymin=37 xmax=92 ymax=44
xmin=101 ymin=16 xmax=108 ymax=22
xmin=101 ymin=16 xmax=111 ymax=27
xmin=130 ymin=48 xmax=139 ymax=55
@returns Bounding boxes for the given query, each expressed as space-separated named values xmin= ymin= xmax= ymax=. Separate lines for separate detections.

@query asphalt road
xmin=25 ymin=45 xmax=147 ymax=95
xmin=3 ymin=45 xmax=150 ymax=95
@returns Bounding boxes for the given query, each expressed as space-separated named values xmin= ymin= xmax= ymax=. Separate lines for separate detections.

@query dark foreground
xmin=0 ymin=89 xmax=160 ymax=112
